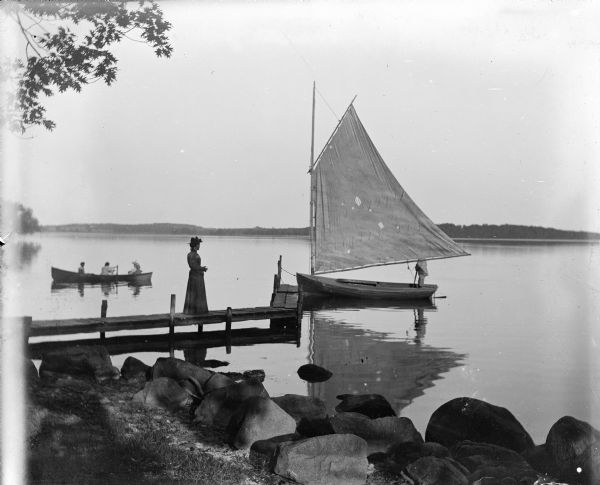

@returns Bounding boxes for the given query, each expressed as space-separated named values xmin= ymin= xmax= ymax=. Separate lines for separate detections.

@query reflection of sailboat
xmin=297 ymin=86 xmax=469 ymax=300
xmin=413 ymin=307 xmax=428 ymax=345
xmin=306 ymin=306 xmax=464 ymax=415
xmin=303 ymin=294 xmax=437 ymax=312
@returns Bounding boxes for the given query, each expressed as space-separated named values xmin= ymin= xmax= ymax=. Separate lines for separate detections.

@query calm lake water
xmin=3 ymin=232 xmax=599 ymax=443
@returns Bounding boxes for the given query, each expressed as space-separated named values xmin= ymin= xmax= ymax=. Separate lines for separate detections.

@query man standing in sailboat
xmin=415 ymin=259 xmax=428 ymax=287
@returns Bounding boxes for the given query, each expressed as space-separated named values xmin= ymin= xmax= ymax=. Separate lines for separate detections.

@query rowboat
xmin=51 ymin=266 xmax=152 ymax=285
xmin=296 ymin=85 xmax=469 ymax=300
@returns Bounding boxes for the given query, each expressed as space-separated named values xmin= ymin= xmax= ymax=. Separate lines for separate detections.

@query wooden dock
xmin=22 ymin=257 xmax=301 ymax=344
xmin=28 ymin=305 xmax=297 ymax=338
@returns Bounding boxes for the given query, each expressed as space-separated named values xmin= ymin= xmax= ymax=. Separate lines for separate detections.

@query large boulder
xmin=297 ymin=416 xmax=335 ymax=438
xmin=132 ymin=377 xmax=192 ymax=411
xmin=425 ymin=397 xmax=534 ymax=453
xmin=380 ymin=441 xmax=450 ymax=473
xmin=120 ymin=356 xmax=150 ymax=380
xmin=274 ymin=434 xmax=369 ymax=485
xmin=272 ymin=394 xmax=328 ymax=423
xmin=335 ymin=393 xmax=396 ymax=419
xmin=250 ymin=434 xmax=300 ymax=471
xmin=330 ymin=412 xmax=423 ymax=454
xmin=521 ymin=444 xmax=554 ymax=476
xmin=297 ymin=363 xmax=332 ymax=383
xmin=403 ymin=456 xmax=469 ymax=485
xmin=151 ymin=357 xmax=213 ymax=387
xmin=228 ymin=396 xmax=297 ymax=450
xmin=39 ymin=345 xmax=119 ymax=382
xmin=451 ymin=441 xmax=539 ymax=483
xmin=544 ymin=416 xmax=600 ymax=484
xmin=202 ymin=372 xmax=236 ymax=393
xmin=193 ymin=378 xmax=269 ymax=428
xmin=222 ymin=369 xmax=266 ymax=383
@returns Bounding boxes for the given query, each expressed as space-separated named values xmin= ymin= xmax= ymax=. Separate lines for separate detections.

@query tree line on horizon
xmin=438 ymin=223 xmax=599 ymax=240
xmin=41 ymin=222 xmax=600 ymax=240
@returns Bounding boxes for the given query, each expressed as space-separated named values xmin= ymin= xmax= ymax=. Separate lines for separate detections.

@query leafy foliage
xmin=0 ymin=200 xmax=41 ymax=233
xmin=1 ymin=1 xmax=172 ymax=133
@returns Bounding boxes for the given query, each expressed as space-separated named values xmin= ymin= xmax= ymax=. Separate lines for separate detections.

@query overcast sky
xmin=3 ymin=0 xmax=600 ymax=232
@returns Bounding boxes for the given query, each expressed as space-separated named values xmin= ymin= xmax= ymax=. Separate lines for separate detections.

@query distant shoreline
xmin=39 ymin=223 xmax=600 ymax=241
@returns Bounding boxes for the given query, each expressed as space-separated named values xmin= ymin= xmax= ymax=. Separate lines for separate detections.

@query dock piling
xmin=295 ymin=292 xmax=303 ymax=347
xmin=169 ymin=294 xmax=176 ymax=357
xmin=276 ymin=255 xmax=282 ymax=290
xmin=271 ymin=255 xmax=283 ymax=305
xmin=23 ymin=316 xmax=32 ymax=343
xmin=225 ymin=307 xmax=232 ymax=354
xmin=100 ymin=299 xmax=107 ymax=340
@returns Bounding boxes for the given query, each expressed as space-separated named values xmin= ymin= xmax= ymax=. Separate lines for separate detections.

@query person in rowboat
xmin=100 ymin=262 xmax=116 ymax=275
xmin=183 ymin=236 xmax=208 ymax=314
xmin=415 ymin=259 xmax=428 ymax=287
xmin=78 ymin=262 xmax=85 ymax=274
xmin=128 ymin=261 xmax=142 ymax=274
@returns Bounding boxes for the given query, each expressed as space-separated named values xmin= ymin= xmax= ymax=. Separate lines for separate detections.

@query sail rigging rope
xmin=281 ymin=266 xmax=297 ymax=278
xmin=315 ymin=86 xmax=339 ymax=121
xmin=279 ymin=31 xmax=339 ymax=122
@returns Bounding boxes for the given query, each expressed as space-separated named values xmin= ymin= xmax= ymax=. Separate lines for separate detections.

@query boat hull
xmin=296 ymin=273 xmax=437 ymax=300
xmin=51 ymin=267 xmax=152 ymax=285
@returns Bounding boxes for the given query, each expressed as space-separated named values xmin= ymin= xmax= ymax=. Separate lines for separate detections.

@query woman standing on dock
xmin=183 ymin=236 xmax=208 ymax=314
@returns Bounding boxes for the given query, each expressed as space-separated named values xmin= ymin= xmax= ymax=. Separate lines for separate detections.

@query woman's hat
xmin=189 ymin=236 xmax=202 ymax=246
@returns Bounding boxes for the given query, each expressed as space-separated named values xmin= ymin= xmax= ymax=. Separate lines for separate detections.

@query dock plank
xmin=278 ymin=284 xmax=298 ymax=294
xmin=29 ymin=307 xmax=297 ymax=337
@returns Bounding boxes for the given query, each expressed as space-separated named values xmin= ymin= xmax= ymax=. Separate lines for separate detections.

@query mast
xmin=309 ymin=81 xmax=316 ymax=274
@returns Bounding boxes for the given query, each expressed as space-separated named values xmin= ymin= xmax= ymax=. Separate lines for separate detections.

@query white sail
xmin=311 ymin=104 xmax=469 ymax=275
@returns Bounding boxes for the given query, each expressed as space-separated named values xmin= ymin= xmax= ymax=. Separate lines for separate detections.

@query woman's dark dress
xmin=183 ymin=250 xmax=208 ymax=314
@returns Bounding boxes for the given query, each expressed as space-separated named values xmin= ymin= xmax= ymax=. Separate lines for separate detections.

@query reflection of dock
xmin=28 ymin=326 xmax=299 ymax=359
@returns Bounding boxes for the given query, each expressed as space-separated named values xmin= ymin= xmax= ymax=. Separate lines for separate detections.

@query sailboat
xmin=296 ymin=86 xmax=469 ymax=300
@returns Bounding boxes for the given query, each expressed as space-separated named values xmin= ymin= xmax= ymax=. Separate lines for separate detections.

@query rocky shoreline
xmin=28 ymin=345 xmax=599 ymax=484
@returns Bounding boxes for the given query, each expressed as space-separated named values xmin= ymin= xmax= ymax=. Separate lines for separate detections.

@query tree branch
xmin=15 ymin=12 xmax=44 ymax=59
xmin=121 ymin=33 xmax=146 ymax=44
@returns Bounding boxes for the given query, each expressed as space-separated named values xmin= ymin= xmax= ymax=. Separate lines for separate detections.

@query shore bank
xmin=25 ymin=347 xmax=600 ymax=484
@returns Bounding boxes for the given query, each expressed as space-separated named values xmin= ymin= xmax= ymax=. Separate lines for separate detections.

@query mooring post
xmin=295 ymin=292 xmax=303 ymax=347
xmin=169 ymin=294 xmax=176 ymax=358
xmin=225 ymin=307 xmax=232 ymax=354
xmin=100 ymin=299 xmax=107 ymax=340
xmin=23 ymin=316 xmax=32 ymax=345
xmin=271 ymin=275 xmax=278 ymax=305
xmin=277 ymin=255 xmax=282 ymax=290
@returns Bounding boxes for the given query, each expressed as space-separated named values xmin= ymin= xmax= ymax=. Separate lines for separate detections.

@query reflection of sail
xmin=307 ymin=307 xmax=464 ymax=415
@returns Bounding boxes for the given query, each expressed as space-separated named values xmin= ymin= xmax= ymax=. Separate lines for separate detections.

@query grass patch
xmin=27 ymin=377 xmax=282 ymax=484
